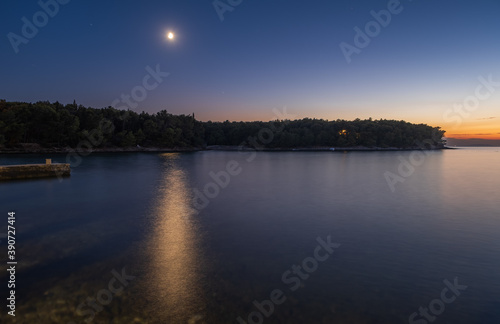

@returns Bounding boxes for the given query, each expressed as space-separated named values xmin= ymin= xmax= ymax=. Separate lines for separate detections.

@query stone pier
xmin=0 ymin=162 xmax=71 ymax=181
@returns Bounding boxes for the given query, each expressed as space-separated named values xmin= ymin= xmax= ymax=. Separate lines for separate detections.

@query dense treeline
xmin=0 ymin=100 xmax=445 ymax=149
xmin=0 ymin=100 xmax=204 ymax=148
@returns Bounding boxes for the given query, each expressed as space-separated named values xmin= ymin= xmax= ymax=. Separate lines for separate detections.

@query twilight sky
xmin=1 ymin=0 xmax=499 ymax=139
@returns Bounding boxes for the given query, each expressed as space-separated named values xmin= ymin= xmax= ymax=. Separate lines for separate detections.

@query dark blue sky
xmin=1 ymin=0 xmax=499 ymax=138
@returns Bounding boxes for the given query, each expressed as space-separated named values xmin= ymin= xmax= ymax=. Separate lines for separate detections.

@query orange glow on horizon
xmin=442 ymin=118 xmax=500 ymax=140
xmin=445 ymin=133 xmax=500 ymax=140
xmin=195 ymin=108 xmax=499 ymax=140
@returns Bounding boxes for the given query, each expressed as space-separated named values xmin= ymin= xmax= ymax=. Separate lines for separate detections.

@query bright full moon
xmin=167 ymin=32 xmax=174 ymax=40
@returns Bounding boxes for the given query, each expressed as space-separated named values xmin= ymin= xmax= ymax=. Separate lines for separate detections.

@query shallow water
xmin=1 ymin=148 xmax=499 ymax=323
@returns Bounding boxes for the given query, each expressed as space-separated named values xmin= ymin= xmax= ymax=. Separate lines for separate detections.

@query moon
xmin=167 ymin=32 xmax=174 ymax=40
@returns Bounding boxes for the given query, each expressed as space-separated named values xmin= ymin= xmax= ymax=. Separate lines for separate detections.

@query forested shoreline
xmin=0 ymin=100 xmax=446 ymax=151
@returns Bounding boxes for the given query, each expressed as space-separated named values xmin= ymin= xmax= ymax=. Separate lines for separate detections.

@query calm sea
xmin=1 ymin=147 xmax=499 ymax=323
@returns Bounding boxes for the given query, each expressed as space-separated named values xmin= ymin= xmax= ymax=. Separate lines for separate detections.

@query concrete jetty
xmin=0 ymin=159 xmax=70 ymax=181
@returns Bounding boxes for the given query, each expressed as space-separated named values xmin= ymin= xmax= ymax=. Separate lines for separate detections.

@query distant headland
xmin=0 ymin=100 xmax=446 ymax=153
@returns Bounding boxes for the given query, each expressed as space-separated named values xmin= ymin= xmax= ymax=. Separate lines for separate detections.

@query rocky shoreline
xmin=0 ymin=144 xmax=451 ymax=154
xmin=0 ymin=144 xmax=201 ymax=154
xmin=206 ymin=145 xmax=450 ymax=152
